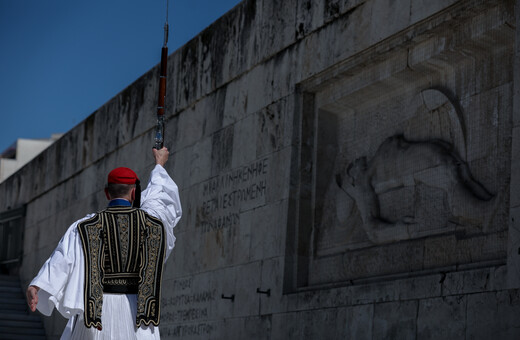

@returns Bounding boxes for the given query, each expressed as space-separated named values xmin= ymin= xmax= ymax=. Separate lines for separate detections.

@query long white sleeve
xmin=30 ymin=214 xmax=93 ymax=318
xmin=140 ymin=164 xmax=182 ymax=260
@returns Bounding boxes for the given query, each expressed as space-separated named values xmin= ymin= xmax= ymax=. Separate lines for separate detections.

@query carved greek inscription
xmin=171 ymin=277 xmax=193 ymax=291
xmin=161 ymin=308 xmax=209 ymax=323
xmin=163 ymin=323 xmax=215 ymax=337
xmin=161 ymin=290 xmax=217 ymax=308
xmin=161 ymin=289 xmax=216 ymax=329
xmin=198 ymin=158 xmax=269 ymax=233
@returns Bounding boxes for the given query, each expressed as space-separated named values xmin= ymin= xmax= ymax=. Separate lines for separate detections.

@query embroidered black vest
xmin=78 ymin=206 xmax=166 ymax=329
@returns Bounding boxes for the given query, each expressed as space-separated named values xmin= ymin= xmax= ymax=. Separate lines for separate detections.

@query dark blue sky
xmin=0 ymin=0 xmax=242 ymax=153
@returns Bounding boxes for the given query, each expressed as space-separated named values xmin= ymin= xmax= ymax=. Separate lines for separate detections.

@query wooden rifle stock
xmin=154 ymin=46 xmax=168 ymax=149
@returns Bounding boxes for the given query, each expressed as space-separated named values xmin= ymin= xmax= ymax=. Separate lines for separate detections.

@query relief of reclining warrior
xmin=335 ymin=134 xmax=494 ymax=245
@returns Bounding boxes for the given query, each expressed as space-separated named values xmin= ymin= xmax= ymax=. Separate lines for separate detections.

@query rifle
xmin=154 ymin=4 xmax=169 ymax=149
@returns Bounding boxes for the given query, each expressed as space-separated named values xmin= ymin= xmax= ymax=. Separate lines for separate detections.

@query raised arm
xmin=140 ymin=147 xmax=182 ymax=259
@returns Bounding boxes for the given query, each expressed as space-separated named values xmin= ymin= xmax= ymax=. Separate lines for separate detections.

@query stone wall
xmin=1 ymin=0 xmax=519 ymax=339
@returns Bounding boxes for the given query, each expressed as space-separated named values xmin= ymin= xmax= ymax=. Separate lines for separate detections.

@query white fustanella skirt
xmin=67 ymin=294 xmax=160 ymax=340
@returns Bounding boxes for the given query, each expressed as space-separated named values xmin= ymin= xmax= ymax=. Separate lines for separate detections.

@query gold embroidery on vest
xmin=78 ymin=217 xmax=104 ymax=330
xmin=117 ymin=214 xmax=130 ymax=269
xmin=79 ymin=207 xmax=165 ymax=329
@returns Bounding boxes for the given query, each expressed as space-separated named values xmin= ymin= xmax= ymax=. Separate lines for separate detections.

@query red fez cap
xmin=107 ymin=167 xmax=139 ymax=185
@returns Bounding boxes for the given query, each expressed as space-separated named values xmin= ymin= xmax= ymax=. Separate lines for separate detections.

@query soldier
xmin=26 ymin=147 xmax=182 ymax=339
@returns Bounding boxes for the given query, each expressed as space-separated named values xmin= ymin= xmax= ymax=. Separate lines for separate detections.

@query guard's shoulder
xmin=139 ymin=209 xmax=164 ymax=225
xmin=77 ymin=213 xmax=100 ymax=226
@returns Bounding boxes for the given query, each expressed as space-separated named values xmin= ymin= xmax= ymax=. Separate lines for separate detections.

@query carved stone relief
xmin=314 ymin=88 xmax=502 ymax=253
xmin=335 ymin=132 xmax=494 ymax=245
xmin=284 ymin=2 xmax=513 ymax=290
xmin=331 ymin=88 xmax=494 ymax=245
xmin=305 ymin=85 xmax=510 ymax=285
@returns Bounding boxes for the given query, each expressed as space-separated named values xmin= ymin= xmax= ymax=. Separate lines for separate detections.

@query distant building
xmin=0 ymin=134 xmax=62 ymax=183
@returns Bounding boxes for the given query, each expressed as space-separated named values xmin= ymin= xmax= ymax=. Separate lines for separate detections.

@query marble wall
xmin=1 ymin=0 xmax=519 ymax=338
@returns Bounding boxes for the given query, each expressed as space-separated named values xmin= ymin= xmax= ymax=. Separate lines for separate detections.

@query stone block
xmin=490 ymin=265 xmax=508 ymax=291
xmin=160 ymin=320 xmax=218 ymax=339
xmin=176 ymin=104 xmax=208 ymax=150
xmin=273 ymin=306 xmax=371 ymax=340
xmin=174 ymin=229 xmax=206 ymax=276
xmin=372 ymin=300 xmax=417 ymax=340
xmin=299 ymin=24 xmax=336 ymax=80
xmin=397 ymin=275 xmax=442 ymax=301
xmin=208 ymin=266 xmax=237 ymax=320
xmin=230 ymin=215 xmax=252 ymax=266
xmin=350 ymin=280 xmax=400 ymax=305
xmin=256 ymin=99 xmax=289 ymax=158
xmin=76 ymin=162 xmax=104 ymax=201
xmin=243 ymin=64 xmax=273 ymax=117
xmin=268 ymin=53 xmax=298 ymax=103
xmin=507 ymin=206 xmax=520 ymax=288
xmin=221 ymin=315 xmax=272 ymax=340
xmin=182 ymin=183 xmax=203 ymax=234
xmin=211 ymin=125 xmax=234 ymax=175
xmin=231 ymin=113 xmax=258 ymax=168
xmin=369 ymin=0 xmax=412 ymax=43
xmin=248 ymin=201 xmax=287 ymax=261
xmin=294 ymin=288 xmax=342 ymax=312
xmin=271 ymin=311 xmax=301 ymax=340
xmin=223 ymin=76 xmax=250 ymax=126
xmin=463 ymin=84 xmax=513 ymax=171
xmin=259 ymin=257 xmax=287 ymax=315
xmin=232 ymin=261 xmax=262 ymax=318
xmin=160 ymin=272 xmax=215 ymax=329
xmin=20 ymin=241 xmax=39 ymax=284
xmin=510 ymin=126 xmax=520 ymax=208
xmin=163 ymin=234 xmax=185 ymax=281
xmin=249 ymin=0 xmax=297 ymax=68
xmin=410 ymin=0 xmax=459 ymax=24
xmin=265 ymin=147 xmax=292 ymax=203
xmin=197 ymin=24 xmax=237 ymax=98
xmin=114 ymin=135 xmax=153 ymax=172
xmin=185 ymin=137 xmax=213 ymax=187
xmin=466 ymin=290 xmax=520 ymax=340
xmin=417 ymin=296 xmax=466 ymax=339
xmin=170 ymin=147 xmax=193 ymax=192
xmin=338 ymin=304 xmax=374 ymax=340
xmin=217 ymin=317 xmax=242 ymax=340
xmin=36 ymin=215 xmax=58 ymax=251
xmin=29 ymin=194 xmax=53 ymax=227
xmin=442 ymin=267 xmax=490 ymax=296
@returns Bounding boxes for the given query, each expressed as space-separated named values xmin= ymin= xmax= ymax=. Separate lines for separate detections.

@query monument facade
xmin=1 ymin=0 xmax=519 ymax=338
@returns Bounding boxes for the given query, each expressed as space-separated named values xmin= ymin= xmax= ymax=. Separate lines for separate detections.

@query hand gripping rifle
xmin=154 ymin=3 xmax=169 ymax=149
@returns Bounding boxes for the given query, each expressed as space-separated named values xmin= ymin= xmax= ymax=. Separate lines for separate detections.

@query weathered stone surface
xmin=398 ymin=275 xmax=442 ymax=301
xmin=272 ymin=305 xmax=373 ymax=340
xmin=160 ymin=272 xmax=216 ymax=331
xmin=507 ymin=206 xmax=520 ymax=288
xmin=466 ymin=290 xmax=520 ymax=340
xmin=417 ymin=296 xmax=466 ymax=339
xmin=1 ymin=0 xmax=518 ymax=339
xmin=232 ymin=261 xmax=263 ymax=318
xmin=410 ymin=0 xmax=459 ymax=23
xmin=373 ymin=300 xmax=417 ymax=340
xmin=290 ymin=0 xmax=514 ymax=292
xmin=258 ymin=257 xmax=287 ymax=315
xmin=248 ymin=200 xmax=287 ymax=261
xmin=442 ymin=266 xmax=508 ymax=297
